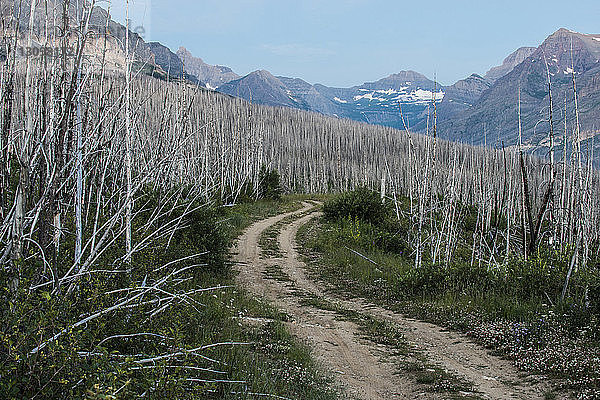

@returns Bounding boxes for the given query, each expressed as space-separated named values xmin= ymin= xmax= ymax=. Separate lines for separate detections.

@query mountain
xmin=148 ymin=43 xmax=201 ymax=83
xmin=3 ymin=0 xmax=212 ymax=83
xmin=171 ymin=40 xmax=551 ymax=133
xmin=433 ymin=74 xmax=492 ymax=122
xmin=148 ymin=42 xmax=185 ymax=78
xmin=326 ymin=72 xmax=444 ymax=128
xmin=431 ymin=48 xmax=539 ymax=126
xmin=485 ymin=47 xmax=537 ymax=82
xmin=438 ymin=28 xmax=600 ymax=156
xmin=213 ymin=48 xmax=550 ymax=131
xmin=176 ymin=47 xmax=239 ymax=89
xmin=217 ymin=70 xmax=304 ymax=108
xmin=12 ymin=3 xmax=596 ymax=156
xmin=1 ymin=0 xmax=178 ymax=78
xmin=277 ymin=77 xmax=346 ymax=115
xmin=217 ymin=70 xmax=444 ymax=129
xmin=6 ymin=0 xmax=154 ymax=64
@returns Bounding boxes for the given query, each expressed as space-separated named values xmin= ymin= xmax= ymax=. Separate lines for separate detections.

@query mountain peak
xmin=359 ymin=70 xmax=438 ymax=91
xmin=543 ymin=28 xmax=600 ymax=48
xmin=178 ymin=46 xmax=204 ymax=64
xmin=547 ymin=27 xmax=599 ymax=38
xmin=248 ymin=70 xmax=279 ymax=81
xmin=391 ymin=70 xmax=422 ymax=76
xmin=545 ymin=27 xmax=586 ymax=43
xmin=176 ymin=47 xmax=239 ymax=88
xmin=485 ymin=46 xmax=536 ymax=82
xmin=537 ymin=28 xmax=600 ymax=71
xmin=386 ymin=70 xmax=429 ymax=81
xmin=218 ymin=70 xmax=300 ymax=108
xmin=553 ymin=27 xmax=576 ymax=35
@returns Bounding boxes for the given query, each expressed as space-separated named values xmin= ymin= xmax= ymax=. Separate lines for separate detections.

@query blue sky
xmin=104 ymin=0 xmax=600 ymax=87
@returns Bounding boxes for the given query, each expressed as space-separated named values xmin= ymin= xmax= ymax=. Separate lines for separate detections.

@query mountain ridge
xmin=176 ymin=43 xmax=550 ymax=131
xmin=485 ymin=47 xmax=537 ymax=82
xmin=438 ymin=28 xmax=600 ymax=159
xmin=8 ymin=3 xmax=595 ymax=159
xmin=176 ymin=47 xmax=239 ymax=89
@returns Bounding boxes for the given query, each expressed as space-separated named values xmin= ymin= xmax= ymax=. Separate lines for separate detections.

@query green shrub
xmin=589 ymin=282 xmax=600 ymax=316
xmin=323 ymin=187 xmax=388 ymax=225
xmin=375 ymin=218 xmax=411 ymax=255
xmin=399 ymin=264 xmax=447 ymax=297
xmin=170 ymin=205 xmax=229 ymax=273
xmin=257 ymin=166 xmax=282 ymax=200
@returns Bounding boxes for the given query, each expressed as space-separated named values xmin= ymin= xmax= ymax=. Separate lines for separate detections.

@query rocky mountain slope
xmin=485 ymin=47 xmax=537 ymax=82
xmin=176 ymin=47 xmax=239 ymax=89
xmin=147 ymin=42 xmax=201 ymax=83
xmin=217 ymin=70 xmax=301 ymax=108
xmin=438 ymin=28 xmax=600 ymax=159
xmin=320 ymin=71 xmax=444 ymax=128
xmin=425 ymin=74 xmax=492 ymax=125
xmin=2 ymin=0 xmax=180 ymax=79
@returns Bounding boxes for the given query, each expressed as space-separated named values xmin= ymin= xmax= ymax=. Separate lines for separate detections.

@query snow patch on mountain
xmin=392 ymin=89 xmax=445 ymax=103
xmin=375 ymin=88 xmax=401 ymax=95
xmin=286 ymin=90 xmax=300 ymax=102
xmin=349 ymin=86 xmax=444 ymax=106
xmin=354 ymin=93 xmax=387 ymax=101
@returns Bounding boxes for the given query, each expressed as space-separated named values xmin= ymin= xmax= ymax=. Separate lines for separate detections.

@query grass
xmin=263 ymin=263 xmax=294 ymax=283
xmin=173 ymin=281 xmax=339 ymax=400
xmin=0 ymin=195 xmax=339 ymax=400
xmin=296 ymin=192 xmax=600 ymax=400
xmin=259 ymin=214 xmax=298 ymax=258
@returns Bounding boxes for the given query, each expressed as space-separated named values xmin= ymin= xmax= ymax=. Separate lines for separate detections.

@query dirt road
xmin=233 ymin=202 xmax=550 ymax=400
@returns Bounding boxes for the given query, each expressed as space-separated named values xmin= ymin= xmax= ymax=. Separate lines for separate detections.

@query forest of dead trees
xmin=2 ymin=0 xmax=600 ymax=318
xmin=0 ymin=0 xmax=599 ymax=396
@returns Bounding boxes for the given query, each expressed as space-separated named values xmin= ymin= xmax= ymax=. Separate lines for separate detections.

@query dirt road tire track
xmin=233 ymin=203 xmax=550 ymax=400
